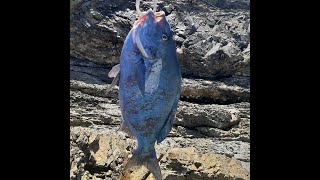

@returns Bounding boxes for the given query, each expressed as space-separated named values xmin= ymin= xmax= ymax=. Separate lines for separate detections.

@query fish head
xmin=132 ymin=9 xmax=175 ymax=61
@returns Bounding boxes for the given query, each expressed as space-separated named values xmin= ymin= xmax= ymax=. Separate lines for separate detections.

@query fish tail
xmin=123 ymin=147 xmax=162 ymax=180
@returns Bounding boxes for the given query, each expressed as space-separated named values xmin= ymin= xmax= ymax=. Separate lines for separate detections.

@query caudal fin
xmin=123 ymin=148 xmax=162 ymax=180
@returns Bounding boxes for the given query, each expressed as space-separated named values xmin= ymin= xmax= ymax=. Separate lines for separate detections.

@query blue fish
xmin=108 ymin=5 xmax=181 ymax=180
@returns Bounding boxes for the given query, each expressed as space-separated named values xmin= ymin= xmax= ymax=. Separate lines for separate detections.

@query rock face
xmin=70 ymin=127 xmax=249 ymax=180
xmin=70 ymin=0 xmax=250 ymax=179
xmin=70 ymin=0 xmax=250 ymax=78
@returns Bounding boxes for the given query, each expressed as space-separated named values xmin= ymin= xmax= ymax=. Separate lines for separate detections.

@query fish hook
xmin=135 ymin=0 xmax=158 ymax=15
xmin=152 ymin=0 xmax=158 ymax=12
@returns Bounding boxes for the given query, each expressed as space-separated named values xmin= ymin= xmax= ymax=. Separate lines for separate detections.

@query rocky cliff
xmin=70 ymin=0 xmax=250 ymax=179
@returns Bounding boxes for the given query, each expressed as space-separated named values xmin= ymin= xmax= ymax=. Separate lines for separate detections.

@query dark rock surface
xmin=70 ymin=0 xmax=250 ymax=78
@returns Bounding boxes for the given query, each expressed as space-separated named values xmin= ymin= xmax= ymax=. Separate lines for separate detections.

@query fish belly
xmin=120 ymin=66 xmax=179 ymax=140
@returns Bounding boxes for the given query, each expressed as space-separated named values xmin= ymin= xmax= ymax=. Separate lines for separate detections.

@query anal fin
xmin=119 ymin=117 xmax=135 ymax=138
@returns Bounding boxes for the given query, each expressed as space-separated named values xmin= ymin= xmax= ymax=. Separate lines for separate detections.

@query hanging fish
xmin=107 ymin=0 xmax=181 ymax=179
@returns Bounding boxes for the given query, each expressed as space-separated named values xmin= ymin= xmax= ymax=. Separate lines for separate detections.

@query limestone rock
xmin=70 ymin=127 xmax=250 ymax=180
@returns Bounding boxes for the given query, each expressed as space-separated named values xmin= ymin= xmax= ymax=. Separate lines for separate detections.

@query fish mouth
xmin=154 ymin=11 xmax=165 ymax=22
xmin=133 ymin=9 xmax=165 ymax=27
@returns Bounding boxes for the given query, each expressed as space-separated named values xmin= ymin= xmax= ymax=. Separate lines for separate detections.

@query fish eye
xmin=162 ymin=34 xmax=168 ymax=41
